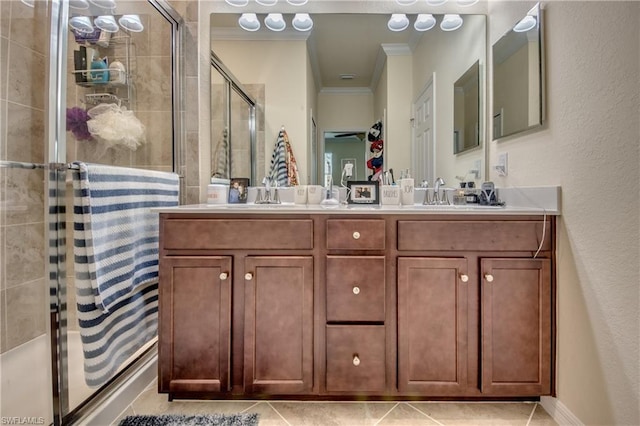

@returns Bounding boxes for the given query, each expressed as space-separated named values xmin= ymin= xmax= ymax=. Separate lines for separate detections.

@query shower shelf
xmin=84 ymin=93 xmax=128 ymax=105
xmin=71 ymin=69 xmax=129 ymax=88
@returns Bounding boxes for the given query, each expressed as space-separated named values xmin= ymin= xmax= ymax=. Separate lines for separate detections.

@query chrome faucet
xmin=256 ymin=177 xmax=280 ymax=204
xmin=421 ymin=181 xmax=431 ymax=205
xmin=434 ymin=177 xmax=445 ymax=204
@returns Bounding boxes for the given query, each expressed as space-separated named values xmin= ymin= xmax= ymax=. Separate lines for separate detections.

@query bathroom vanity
xmin=156 ymin=203 xmax=556 ymax=401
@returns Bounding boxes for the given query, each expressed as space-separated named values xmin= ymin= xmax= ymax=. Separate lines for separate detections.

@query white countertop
xmin=154 ymin=186 xmax=561 ymax=216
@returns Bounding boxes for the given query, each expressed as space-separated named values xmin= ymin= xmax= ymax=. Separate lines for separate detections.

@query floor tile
xmin=528 ymin=404 xmax=558 ymax=426
xmin=130 ymin=388 xmax=257 ymax=417
xmin=269 ymin=401 xmax=397 ymax=426
xmin=410 ymin=402 xmax=536 ymax=425
xmin=241 ymin=402 xmax=289 ymax=426
xmin=375 ymin=403 xmax=441 ymax=425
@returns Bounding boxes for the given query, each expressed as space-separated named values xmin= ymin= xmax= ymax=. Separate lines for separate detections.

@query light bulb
xmin=265 ymin=13 xmax=286 ymax=31
xmin=292 ymin=13 xmax=313 ymax=31
xmin=225 ymin=0 xmax=249 ymax=6
xmin=514 ymin=15 xmax=537 ymax=32
xmin=414 ymin=14 xmax=436 ymax=31
xmin=238 ymin=13 xmax=261 ymax=31
xmin=388 ymin=14 xmax=409 ymax=32
xmin=440 ymin=14 xmax=463 ymax=31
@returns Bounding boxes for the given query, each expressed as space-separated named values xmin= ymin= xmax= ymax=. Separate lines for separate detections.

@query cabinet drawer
xmin=327 ymin=219 xmax=385 ymax=250
xmin=397 ymin=220 xmax=551 ymax=252
xmin=162 ymin=219 xmax=313 ymax=250
xmin=326 ymin=325 xmax=385 ymax=392
xmin=326 ymin=256 xmax=385 ymax=322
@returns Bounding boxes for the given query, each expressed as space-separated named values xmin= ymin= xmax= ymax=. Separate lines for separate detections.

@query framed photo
xmin=228 ymin=177 xmax=249 ymax=204
xmin=346 ymin=180 xmax=380 ymax=205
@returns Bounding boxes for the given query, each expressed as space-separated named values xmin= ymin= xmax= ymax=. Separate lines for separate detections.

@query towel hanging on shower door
xmin=268 ymin=127 xmax=299 ymax=186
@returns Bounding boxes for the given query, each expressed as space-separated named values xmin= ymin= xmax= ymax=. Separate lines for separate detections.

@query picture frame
xmin=346 ymin=180 xmax=380 ymax=205
xmin=228 ymin=177 xmax=249 ymax=204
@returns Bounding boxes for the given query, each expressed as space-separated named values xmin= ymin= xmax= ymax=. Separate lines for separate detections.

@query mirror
xmin=210 ymin=13 xmax=486 ymax=186
xmin=492 ymin=3 xmax=545 ymax=140
xmin=454 ymin=60 xmax=480 ymax=154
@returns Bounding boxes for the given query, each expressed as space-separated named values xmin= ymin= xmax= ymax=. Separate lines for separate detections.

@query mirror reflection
xmin=492 ymin=3 xmax=544 ymax=140
xmin=454 ymin=60 xmax=480 ymax=154
xmin=210 ymin=13 xmax=486 ymax=187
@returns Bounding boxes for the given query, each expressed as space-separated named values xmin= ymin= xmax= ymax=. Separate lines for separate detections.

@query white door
xmin=412 ymin=77 xmax=435 ymax=186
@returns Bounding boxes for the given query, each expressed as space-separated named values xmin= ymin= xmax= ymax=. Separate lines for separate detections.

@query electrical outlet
xmin=497 ymin=152 xmax=508 ymax=177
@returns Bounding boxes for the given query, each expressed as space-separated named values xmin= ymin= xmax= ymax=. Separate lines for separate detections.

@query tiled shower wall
xmin=0 ymin=0 xmax=48 ymax=354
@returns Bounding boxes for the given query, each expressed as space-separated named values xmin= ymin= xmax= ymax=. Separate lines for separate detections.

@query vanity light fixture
xmin=395 ymin=0 xmax=418 ymax=5
xmin=118 ymin=14 xmax=144 ymax=32
xmin=513 ymin=15 xmax=537 ymax=32
xmin=440 ymin=14 xmax=463 ymax=31
xmin=255 ymin=0 xmax=278 ymax=6
xmin=94 ymin=15 xmax=119 ymax=33
xmin=425 ymin=0 xmax=448 ymax=6
xmin=69 ymin=0 xmax=90 ymax=9
xmin=265 ymin=13 xmax=286 ymax=31
xmin=414 ymin=14 xmax=436 ymax=31
xmin=69 ymin=15 xmax=95 ymax=33
xmin=89 ymin=0 xmax=117 ymax=9
xmin=387 ymin=14 xmax=410 ymax=32
xmin=225 ymin=0 xmax=249 ymax=6
xmin=286 ymin=0 xmax=309 ymax=5
xmin=457 ymin=0 xmax=479 ymax=6
xmin=292 ymin=13 xmax=314 ymax=31
xmin=238 ymin=13 xmax=261 ymax=31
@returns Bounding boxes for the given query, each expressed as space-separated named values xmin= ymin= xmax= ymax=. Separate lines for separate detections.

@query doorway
xmin=323 ymin=131 xmax=368 ymax=186
xmin=412 ymin=76 xmax=435 ymax=186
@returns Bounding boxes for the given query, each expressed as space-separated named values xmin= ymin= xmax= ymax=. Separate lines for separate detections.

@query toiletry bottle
xmin=89 ymin=56 xmax=109 ymax=84
xmin=464 ymin=181 xmax=478 ymax=204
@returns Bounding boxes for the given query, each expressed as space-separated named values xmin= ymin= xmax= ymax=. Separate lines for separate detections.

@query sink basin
xmin=410 ymin=204 xmax=505 ymax=210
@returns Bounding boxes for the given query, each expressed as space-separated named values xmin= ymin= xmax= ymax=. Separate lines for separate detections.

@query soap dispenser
xmin=399 ymin=169 xmax=414 ymax=206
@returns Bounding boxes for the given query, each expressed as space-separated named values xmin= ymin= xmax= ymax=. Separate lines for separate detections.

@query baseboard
xmin=75 ymin=353 xmax=157 ymax=425
xmin=540 ymin=396 xmax=584 ymax=425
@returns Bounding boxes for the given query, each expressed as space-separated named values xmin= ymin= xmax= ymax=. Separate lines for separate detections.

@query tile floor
xmin=114 ymin=381 xmax=558 ymax=426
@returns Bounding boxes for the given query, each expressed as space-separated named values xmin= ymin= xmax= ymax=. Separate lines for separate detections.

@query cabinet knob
xmin=460 ymin=274 xmax=469 ymax=283
xmin=485 ymin=274 xmax=494 ymax=282
xmin=352 ymin=355 xmax=360 ymax=366
xmin=219 ymin=272 xmax=228 ymax=280
xmin=352 ymin=286 xmax=360 ymax=295
xmin=352 ymin=231 xmax=360 ymax=240
xmin=244 ymin=272 xmax=253 ymax=281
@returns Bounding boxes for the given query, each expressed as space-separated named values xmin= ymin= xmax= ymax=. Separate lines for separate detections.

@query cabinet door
xmin=158 ymin=256 xmax=232 ymax=394
xmin=244 ymin=256 xmax=314 ymax=394
xmin=481 ymin=258 xmax=551 ymax=396
xmin=398 ymin=257 xmax=469 ymax=394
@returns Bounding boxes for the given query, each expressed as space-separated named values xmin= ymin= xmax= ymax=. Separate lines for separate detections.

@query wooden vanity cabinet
xmin=481 ymin=258 xmax=551 ymax=396
xmin=397 ymin=257 xmax=470 ymax=395
xmin=158 ymin=213 xmax=554 ymax=400
xmin=243 ymin=256 xmax=314 ymax=394
xmin=158 ymin=256 xmax=232 ymax=394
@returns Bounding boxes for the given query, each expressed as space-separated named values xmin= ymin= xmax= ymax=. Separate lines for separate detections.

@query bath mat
xmin=118 ymin=413 xmax=259 ymax=426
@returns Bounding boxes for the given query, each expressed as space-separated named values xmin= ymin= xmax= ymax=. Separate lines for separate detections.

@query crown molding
xmin=211 ymin=27 xmax=311 ymax=41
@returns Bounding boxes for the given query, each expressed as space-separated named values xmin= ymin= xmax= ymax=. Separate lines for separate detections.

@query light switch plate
xmin=497 ymin=153 xmax=508 ymax=176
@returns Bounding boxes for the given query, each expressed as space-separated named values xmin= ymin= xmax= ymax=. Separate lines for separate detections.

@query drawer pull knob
xmin=352 ymin=286 xmax=360 ymax=295
xmin=244 ymin=272 xmax=253 ymax=281
xmin=485 ymin=274 xmax=494 ymax=282
xmin=352 ymin=231 xmax=361 ymax=240
xmin=352 ymin=355 xmax=360 ymax=366
xmin=460 ymin=274 xmax=469 ymax=283
xmin=219 ymin=272 xmax=228 ymax=280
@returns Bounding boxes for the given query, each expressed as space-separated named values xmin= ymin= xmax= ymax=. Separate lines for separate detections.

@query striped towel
xmin=72 ymin=162 xmax=179 ymax=386
xmin=268 ymin=129 xmax=299 ymax=186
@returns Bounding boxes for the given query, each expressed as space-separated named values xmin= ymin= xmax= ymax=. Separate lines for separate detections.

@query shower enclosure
xmin=0 ymin=0 xmax=183 ymax=424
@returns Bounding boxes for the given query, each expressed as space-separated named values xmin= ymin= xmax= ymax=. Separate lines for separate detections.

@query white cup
xmin=400 ymin=178 xmax=415 ymax=206
xmin=207 ymin=184 xmax=228 ymax=204
xmin=307 ymin=185 xmax=324 ymax=204
xmin=294 ymin=185 xmax=308 ymax=204
xmin=381 ymin=185 xmax=401 ymax=206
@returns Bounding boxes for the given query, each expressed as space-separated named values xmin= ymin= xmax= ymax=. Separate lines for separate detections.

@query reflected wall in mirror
xmin=210 ymin=12 xmax=486 ymax=187
xmin=454 ymin=60 xmax=480 ymax=154
xmin=492 ymin=3 xmax=545 ymax=140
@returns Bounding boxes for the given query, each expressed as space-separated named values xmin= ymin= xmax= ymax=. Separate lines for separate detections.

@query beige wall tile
xmin=6 ymin=102 xmax=44 ymax=163
xmin=133 ymin=111 xmax=173 ymax=168
xmin=135 ymin=56 xmax=172 ymax=112
xmin=147 ymin=13 xmax=172 ymax=57
xmin=4 ymin=278 xmax=46 ymax=350
xmin=1 ymin=36 xmax=7 ymax=101
xmin=0 ymin=288 xmax=6 ymax=353
xmin=185 ymin=131 xmax=199 ymax=186
xmin=6 ymin=41 xmax=45 ymax=109
xmin=0 ymin=1 xmax=9 ymax=39
xmin=184 ymin=22 xmax=198 ymax=78
xmin=4 ymin=168 xmax=44 ymax=226
xmin=8 ymin=0 xmax=47 ymax=55
xmin=185 ymin=76 xmax=199 ymax=133
xmin=4 ymin=222 xmax=45 ymax=288
xmin=185 ymin=186 xmax=199 ymax=205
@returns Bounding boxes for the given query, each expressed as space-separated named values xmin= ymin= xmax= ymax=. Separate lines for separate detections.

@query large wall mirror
xmin=492 ymin=3 xmax=545 ymax=140
xmin=210 ymin=11 xmax=486 ymax=187
xmin=454 ymin=60 xmax=480 ymax=154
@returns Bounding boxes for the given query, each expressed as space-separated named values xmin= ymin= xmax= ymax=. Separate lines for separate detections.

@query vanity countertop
xmin=153 ymin=203 xmax=558 ymax=216
xmin=154 ymin=186 xmax=561 ymax=216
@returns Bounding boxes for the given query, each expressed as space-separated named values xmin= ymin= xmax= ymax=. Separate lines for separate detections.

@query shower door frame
xmin=46 ymin=1 xmax=185 ymax=424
